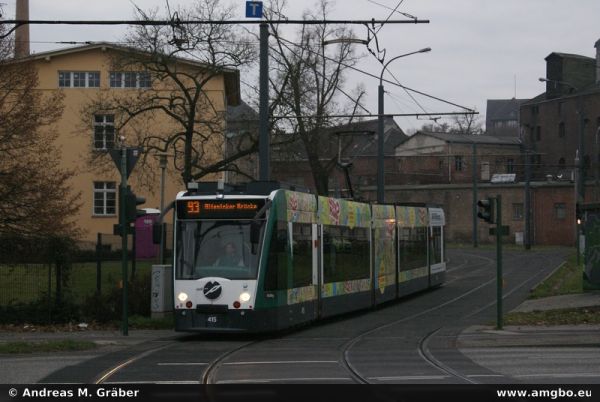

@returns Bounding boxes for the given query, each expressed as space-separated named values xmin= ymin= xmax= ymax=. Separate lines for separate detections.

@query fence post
xmin=55 ymin=259 xmax=62 ymax=305
xmin=96 ymin=233 xmax=102 ymax=294
xmin=131 ymin=227 xmax=137 ymax=280
xmin=47 ymin=263 xmax=52 ymax=323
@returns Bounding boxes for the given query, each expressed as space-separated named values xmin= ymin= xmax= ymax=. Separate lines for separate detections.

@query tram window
xmin=291 ymin=223 xmax=312 ymax=288
xmin=175 ymin=220 xmax=262 ymax=280
xmin=430 ymin=227 xmax=443 ymax=265
xmin=348 ymin=227 xmax=370 ymax=280
xmin=265 ymin=221 xmax=289 ymax=291
xmin=398 ymin=227 xmax=428 ymax=271
xmin=323 ymin=225 xmax=370 ymax=283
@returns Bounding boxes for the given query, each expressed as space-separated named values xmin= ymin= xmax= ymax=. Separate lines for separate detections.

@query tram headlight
xmin=177 ymin=292 xmax=189 ymax=302
xmin=239 ymin=292 xmax=251 ymax=303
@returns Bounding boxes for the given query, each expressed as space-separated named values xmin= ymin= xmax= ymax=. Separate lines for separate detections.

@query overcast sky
xmin=2 ymin=0 xmax=599 ymax=132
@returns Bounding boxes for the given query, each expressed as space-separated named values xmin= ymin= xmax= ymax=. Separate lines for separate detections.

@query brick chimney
xmin=596 ymin=39 xmax=600 ymax=85
xmin=14 ymin=0 xmax=30 ymax=58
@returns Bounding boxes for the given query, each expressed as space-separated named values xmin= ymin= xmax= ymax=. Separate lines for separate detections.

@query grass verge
xmin=529 ymin=253 xmax=582 ymax=299
xmin=127 ymin=315 xmax=173 ymax=330
xmin=0 ymin=339 xmax=97 ymax=354
xmin=504 ymin=306 xmax=600 ymax=326
xmin=503 ymin=251 xmax=597 ymax=326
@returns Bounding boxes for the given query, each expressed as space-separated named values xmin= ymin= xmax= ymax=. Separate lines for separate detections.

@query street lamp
xmin=158 ymin=153 xmax=168 ymax=264
xmin=377 ymin=47 xmax=431 ymax=203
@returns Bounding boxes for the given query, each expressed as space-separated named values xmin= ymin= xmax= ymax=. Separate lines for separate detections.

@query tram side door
xmin=314 ymin=223 xmax=323 ymax=318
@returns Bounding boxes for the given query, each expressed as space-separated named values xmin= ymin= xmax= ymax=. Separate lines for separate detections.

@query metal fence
xmin=0 ymin=227 xmax=173 ymax=324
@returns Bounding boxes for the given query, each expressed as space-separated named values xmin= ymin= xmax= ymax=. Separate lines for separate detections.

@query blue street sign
xmin=245 ymin=1 xmax=263 ymax=18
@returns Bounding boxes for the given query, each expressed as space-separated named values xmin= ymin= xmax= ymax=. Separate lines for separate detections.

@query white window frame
xmin=109 ymin=71 xmax=151 ymax=89
xmin=93 ymin=182 xmax=117 ymax=216
xmin=93 ymin=114 xmax=115 ymax=151
xmin=58 ymin=71 xmax=100 ymax=88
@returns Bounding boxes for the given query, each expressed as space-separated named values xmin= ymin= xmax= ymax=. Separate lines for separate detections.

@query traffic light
xmin=123 ymin=186 xmax=146 ymax=223
xmin=477 ymin=197 xmax=495 ymax=224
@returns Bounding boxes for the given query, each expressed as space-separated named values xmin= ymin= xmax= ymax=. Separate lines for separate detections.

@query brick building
xmin=270 ymin=117 xmax=407 ymax=198
xmin=394 ymin=132 xmax=523 ymax=185
xmin=361 ymin=181 xmax=576 ymax=246
xmin=520 ymin=41 xmax=600 ymax=186
xmin=485 ymin=98 xmax=528 ymax=137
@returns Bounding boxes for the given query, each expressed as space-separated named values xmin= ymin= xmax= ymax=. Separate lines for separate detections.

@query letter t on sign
xmin=245 ymin=1 xmax=263 ymax=18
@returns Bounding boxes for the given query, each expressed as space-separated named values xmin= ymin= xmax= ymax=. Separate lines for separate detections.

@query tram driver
xmin=214 ymin=242 xmax=246 ymax=267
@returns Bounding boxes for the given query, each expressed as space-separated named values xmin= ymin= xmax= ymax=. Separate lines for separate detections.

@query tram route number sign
xmin=177 ymin=199 xmax=266 ymax=219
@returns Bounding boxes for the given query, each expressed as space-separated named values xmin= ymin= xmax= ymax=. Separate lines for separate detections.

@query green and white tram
xmin=172 ymin=182 xmax=445 ymax=332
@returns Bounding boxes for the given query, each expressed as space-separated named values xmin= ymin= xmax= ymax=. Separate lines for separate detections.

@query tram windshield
xmin=175 ymin=220 xmax=264 ymax=280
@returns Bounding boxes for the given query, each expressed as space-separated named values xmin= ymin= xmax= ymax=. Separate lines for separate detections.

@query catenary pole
xmin=472 ymin=143 xmax=478 ymax=247
xmin=120 ymin=147 xmax=129 ymax=336
xmin=258 ymin=22 xmax=269 ymax=181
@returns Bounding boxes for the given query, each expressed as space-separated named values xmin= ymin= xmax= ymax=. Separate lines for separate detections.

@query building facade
xmin=520 ymin=43 xmax=600 ymax=188
xmin=13 ymin=44 xmax=240 ymax=242
xmin=394 ymin=132 xmax=523 ymax=185
xmin=270 ymin=117 xmax=407 ymax=198
xmin=485 ymin=98 xmax=527 ymax=137
xmin=362 ymin=181 xmax=576 ymax=246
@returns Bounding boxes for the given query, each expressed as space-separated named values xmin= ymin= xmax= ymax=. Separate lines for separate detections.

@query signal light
xmin=185 ymin=301 xmax=193 ymax=309
xmin=121 ymin=185 xmax=146 ymax=223
xmin=477 ymin=198 xmax=495 ymax=224
xmin=233 ymin=301 xmax=241 ymax=309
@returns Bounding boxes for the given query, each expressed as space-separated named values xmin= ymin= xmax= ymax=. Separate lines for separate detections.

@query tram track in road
xmin=91 ymin=336 xmax=263 ymax=385
xmin=201 ymin=340 xmax=264 ymax=384
xmin=200 ymin=249 xmax=531 ymax=384
xmin=339 ymin=268 xmax=501 ymax=383
xmin=199 ymin=251 xmax=500 ymax=384
xmin=339 ymin=249 xmax=566 ymax=384
xmin=94 ymin=341 xmax=179 ymax=384
xmin=90 ymin=249 xmax=567 ymax=385
xmin=417 ymin=327 xmax=477 ymax=384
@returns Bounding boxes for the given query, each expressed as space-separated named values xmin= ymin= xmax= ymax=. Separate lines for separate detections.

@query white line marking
xmin=371 ymin=375 xmax=450 ymax=381
xmin=157 ymin=362 xmax=208 ymax=366
xmin=466 ymin=374 xmax=505 ymax=378
xmin=105 ymin=381 xmax=201 ymax=384
xmin=216 ymin=377 xmax=353 ymax=384
xmin=222 ymin=360 xmax=338 ymax=366
xmin=516 ymin=373 xmax=600 ymax=379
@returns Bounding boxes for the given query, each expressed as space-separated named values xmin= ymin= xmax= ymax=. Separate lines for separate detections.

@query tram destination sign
xmin=177 ymin=199 xmax=266 ymax=219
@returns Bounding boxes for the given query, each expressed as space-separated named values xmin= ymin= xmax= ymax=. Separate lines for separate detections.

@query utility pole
xmin=496 ymin=194 xmax=503 ymax=330
xmin=477 ymin=195 xmax=502 ymax=330
xmin=119 ymin=147 xmax=129 ymax=336
xmin=524 ymin=149 xmax=531 ymax=250
xmin=472 ymin=143 xmax=478 ymax=247
xmin=158 ymin=154 xmax=167 ymax=264
xmin=258 ymin=22 xmax=270 ymax=181
xmin=377 ymin=48 xmax=432 ymax=204
xmin=377 ymin=82 xmax=385 ymax=203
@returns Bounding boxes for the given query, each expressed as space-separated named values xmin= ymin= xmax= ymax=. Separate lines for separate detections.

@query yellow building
xmin=16 ymin=43 xmax=240 ymax=243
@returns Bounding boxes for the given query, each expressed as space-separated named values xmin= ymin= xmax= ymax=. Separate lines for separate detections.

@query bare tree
xmin=450 ymin=112 xmax=483 ymax=135
xmin=266 ymin=0 xmax=366 ymax=195
xmin=81 ymin=0 xmax=256 ymax=187
xmin=0 ymin=25 xmax=81 ymax=238
xmin=418 ymin=112 xmax=482 ymax=135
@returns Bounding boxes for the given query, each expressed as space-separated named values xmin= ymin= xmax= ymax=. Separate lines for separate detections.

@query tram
xmin=171 ymin=181 xmax=445 ymax=333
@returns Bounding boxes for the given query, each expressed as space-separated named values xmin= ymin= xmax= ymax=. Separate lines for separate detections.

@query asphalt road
xmin=38 ymin=247 xmax=595 ymax=385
